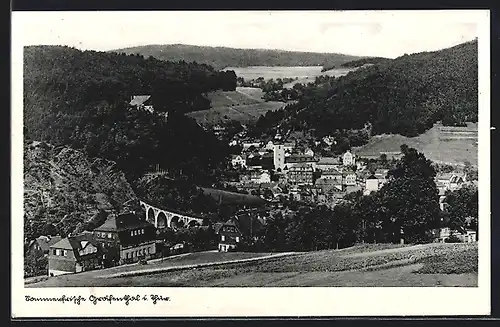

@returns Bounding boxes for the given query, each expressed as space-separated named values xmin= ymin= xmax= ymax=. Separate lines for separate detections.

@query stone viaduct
xmin=139 ymin=200 xmax=204 ymax=229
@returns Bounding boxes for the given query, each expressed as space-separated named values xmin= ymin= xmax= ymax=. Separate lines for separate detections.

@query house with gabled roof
xmin=130 ymin=95 xmax=154 ymax=113
xmin=216 ymin=212 xmax=266 ymax=252
xmin=316 ymin=157 xmax=341 ymax=171
xmin=27 ymin=235 xmax=63 ymax=257
xmin=93 ymin=212 xmax=157 ymax=265
xmin=48 ymin=232 xmax=103 ymax=276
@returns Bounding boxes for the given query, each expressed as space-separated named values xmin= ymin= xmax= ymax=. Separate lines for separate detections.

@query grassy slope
xmin=353 ymin=122 xmax=478 ymax=166
xmin=188 ymin=87 xmax=285 ymax=125
xmin=201 ymin=187 xmax=267 ymax=205
xmin=29 ymin=243 xmax=477 ymax=287
xmin=110 ymin=44 xmax=363 ymax=70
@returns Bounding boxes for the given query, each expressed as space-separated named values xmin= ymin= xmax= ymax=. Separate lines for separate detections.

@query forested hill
xmin=24 ymin=45 xmax=233 ymax=184
xmin=257 ymin=39 xmax=478 ymax=139
xmin=110 ymin=44 xmax=363 ymax=70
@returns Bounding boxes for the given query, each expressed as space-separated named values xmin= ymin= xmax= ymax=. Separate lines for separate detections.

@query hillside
xmin=187 ymin=87 xmax=285 ymax=125
xmin=353 ymin=122 xmax=478 ymax=166
xmin=110 ymin=44 xmax=363 ymax=70
xmin=23 ymin=46 xmax=232 ymax=183
xmin=24 ymin=141 xmax=138 ymax=240
xmin=28 ymin=243 xmax=477 ymax=287
xmin=256 ymin=40 xmax=478 ymax=138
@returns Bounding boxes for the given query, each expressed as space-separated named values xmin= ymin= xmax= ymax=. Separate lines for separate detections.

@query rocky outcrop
xmin=24 ymin=141 xmax=138 ymax=239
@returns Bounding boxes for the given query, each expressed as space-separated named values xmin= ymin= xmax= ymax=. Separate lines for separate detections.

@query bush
xmin=445 ymin=235 xmax=462 ymax=243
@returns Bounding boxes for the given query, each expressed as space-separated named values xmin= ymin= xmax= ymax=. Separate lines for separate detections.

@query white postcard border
xmin=11 ymin=9 xmax=491 ymax=318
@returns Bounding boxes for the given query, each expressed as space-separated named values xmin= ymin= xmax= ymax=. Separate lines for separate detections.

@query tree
xmin=444 ymin=185 xmax=478 ymax=234
xmin=379 ymin=145 xmax=441 ymax=243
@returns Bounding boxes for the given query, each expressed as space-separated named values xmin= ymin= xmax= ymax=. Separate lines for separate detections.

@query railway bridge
xmin=139 ymin=200 xmax=204 ymax=229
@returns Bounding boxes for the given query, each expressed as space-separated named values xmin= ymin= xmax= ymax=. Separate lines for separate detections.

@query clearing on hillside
xmin=187 ymin=102 xmax=285 ymax=126
xmin=201 ymin=187 xmax=267 ymax=205
xmin=188 ymin=86 xmax=284 ymax=126
xmin=354 ymin=122 xmax=478 ymax=166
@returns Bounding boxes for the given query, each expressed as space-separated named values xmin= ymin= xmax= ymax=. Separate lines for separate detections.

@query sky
xmin=12 ymin=10 xmax=481 ymax=59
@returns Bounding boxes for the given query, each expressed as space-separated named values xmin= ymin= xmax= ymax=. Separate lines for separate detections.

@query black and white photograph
xmin=11 ymin=10 xmax=491 ymax=317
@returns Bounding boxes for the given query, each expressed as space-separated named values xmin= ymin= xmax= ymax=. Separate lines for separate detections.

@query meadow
xmin=27 ymin=243 xmax=477 ymax=288
xmin=354 ymin=122 xmax=478 ymax=166
xmin=188 ymin=86 xmax=285 ymax=125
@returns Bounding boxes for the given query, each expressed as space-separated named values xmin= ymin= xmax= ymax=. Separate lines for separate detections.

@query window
xmin=55 ymin=249 xmax=61 ymax=256
xmin=141 ymin=229 xmax=144 ymax=234
xmin=126 ymin=252 xmax=129 ymax=259
xmin=108 ymin=233 xmax=112 ymax=239
xmin=130 ymin=231 xmax=134 ymax=236
xmin=53 ymin=249 xmax=57 ymax=255
xmin=62 ymin=250 xmax=67 ymax=256
xmin=221 ymin=235 xmax=225 ymax=241
xmin=147 ymin=247 xmax=150 ymax=254
xmin=235 ymin=236 xmax=240 ymax=242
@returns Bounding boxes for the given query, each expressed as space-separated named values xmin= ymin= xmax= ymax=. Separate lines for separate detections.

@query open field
xmin=187 ymin=102 xmax=285 ymax=125
xmin=283 ymin=67 xmax=359 ymax=88
xmin=201 ymin=187 xmax=267 ymax=205
xmin=188 ymin=86 xmax=284 ymax=125
xmin=206 ymin=88 xmax=263 ymax=107
xmin=223 ymin=66 xmax=358 ymax=81
xmin=28 ymin=243 xmax=477 ymax=287
xmin=354 ymin=122 xmax=478 ymax=166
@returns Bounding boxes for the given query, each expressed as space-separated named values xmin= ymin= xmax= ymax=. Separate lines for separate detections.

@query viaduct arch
xmin=139 ymin=200 xmax=204 ymax=229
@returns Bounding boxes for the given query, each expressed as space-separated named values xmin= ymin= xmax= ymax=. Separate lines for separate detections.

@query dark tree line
xmin=112 ymin=44 xmax=361 ymax=71
xmin=24 ymin=45 xmax=236 ymax=184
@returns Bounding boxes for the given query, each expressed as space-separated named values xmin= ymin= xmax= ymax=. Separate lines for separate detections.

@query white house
xmin=250 ymin=171 xmax=271 ymax=184
xmin=242 ymin=141 xmax=262 ymax=151
xmin=364 ymin=174 xmax=380 ymax=195
xmin=130 ymin=95 xmax=154 ymax=113
xmin=304 ymin=148 xmax=314 ymax=157
xmin=343 ymin=150 xmax=356 ymax=166
xmin=343 ymin=172 xmax=357 ymax=186
xmin=322 ymin=136 xmax=334 ymax=146
xmin=265 ymin=141 xmax=275 ymax=150
xmin=231 ymin=155 xmax=247 ymax=168
xmin=435 ymin=173 xmax=467 ymax=191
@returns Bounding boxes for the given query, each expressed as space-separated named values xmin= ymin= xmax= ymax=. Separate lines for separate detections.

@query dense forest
xmin=252 ymin=40 xmax=478 ymax=139
xmin=24 ymin=46 xmax=235 ymax=184
xmin=339 ymin=57 xmax=392 ymax=68
xmin=111 ymin=44 xmax=362 ymax=71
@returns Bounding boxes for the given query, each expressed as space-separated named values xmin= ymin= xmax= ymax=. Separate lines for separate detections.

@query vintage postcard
xmin=11 ymin=10 xmax=491 ymax=318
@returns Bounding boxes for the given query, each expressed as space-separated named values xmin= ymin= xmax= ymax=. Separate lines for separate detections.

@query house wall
xmin=344 ymin=174 xmax=357 ymax=185
xmin=365 ymin=179 xmax=379 ymax=192
xmin=120 ymin=241 xmax=157 ymax=264
xmin=218 ymin=243 xmax=237 ymax=252
xmin=48 ymin=254 xmax=76 ymax=276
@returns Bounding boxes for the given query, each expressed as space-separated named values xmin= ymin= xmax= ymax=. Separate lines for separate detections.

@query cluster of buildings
xmin=26 ymin=212 xmax=159 ymax=277
xmin=228 ymin=136 xmax=391 ymax=207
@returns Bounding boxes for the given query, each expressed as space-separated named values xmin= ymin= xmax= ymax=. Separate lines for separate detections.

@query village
xmin=25 ymin=98 xmax=478 ymax=278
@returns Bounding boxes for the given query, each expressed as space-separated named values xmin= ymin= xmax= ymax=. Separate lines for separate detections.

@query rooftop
xmin=94 ymin=212 xmax=154 ymax=232
xmin=129 ymin=95 xmax=151 ymax=106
